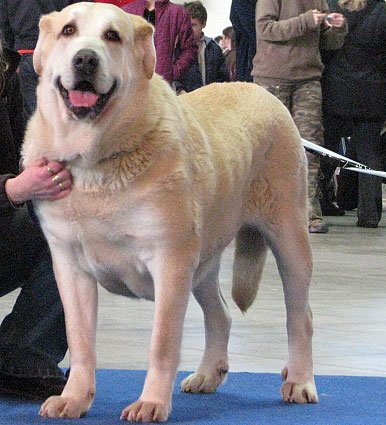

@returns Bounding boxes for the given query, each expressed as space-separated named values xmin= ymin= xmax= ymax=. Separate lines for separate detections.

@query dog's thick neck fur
xmin=23 ymin=75 xmax=184 ymax=191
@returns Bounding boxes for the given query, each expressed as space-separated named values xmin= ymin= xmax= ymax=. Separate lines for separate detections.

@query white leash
xmin=301 ymin=138 xmax=386 ymax=179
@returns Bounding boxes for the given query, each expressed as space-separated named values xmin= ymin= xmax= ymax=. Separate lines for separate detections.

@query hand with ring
xmin=5 ymin=157 xmax=73 ymax=205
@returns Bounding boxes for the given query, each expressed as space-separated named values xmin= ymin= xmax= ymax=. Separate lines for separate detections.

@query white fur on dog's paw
xmin=39 ymin=395 xmax=90 ymax=418
xmin=181 ymin=368 xmax=228 ymax=394
xmin=120 ymin=399 xmax=171 ymax=423
xmin=280 ymin=367 xmax=319 ymax=404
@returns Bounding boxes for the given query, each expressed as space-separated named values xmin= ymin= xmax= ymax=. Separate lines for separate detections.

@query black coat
xmin=0 ymin=48 xmax=25 ymax=215
xmin=230 ymin=0 xmax=256 ymax=82
xmin=322 ymin=0 xmax=386 ymax=121
xmin=176 ymin=38 xmax=229 ymax=93
xmin=0 ymin=0 xmax=92 ymax=50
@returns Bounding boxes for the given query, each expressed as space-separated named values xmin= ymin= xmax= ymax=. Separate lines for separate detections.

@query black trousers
xmin=321 ymin=114 xmax=383 ymax=224
xmin=0 ymin=207 xmax=67 ymax=377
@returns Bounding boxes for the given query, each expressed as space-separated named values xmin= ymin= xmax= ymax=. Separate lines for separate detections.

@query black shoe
xmin=321 ymin=200 xmax=345 ymax=216
xmin=0 ymin=372 xmax=66 ymax=400
xmin=356 ymin=220 xmax=378 ymax=228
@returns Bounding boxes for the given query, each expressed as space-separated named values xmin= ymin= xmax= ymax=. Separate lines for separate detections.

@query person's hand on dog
xmin=5 ymin=158 xmax=73 ymax=205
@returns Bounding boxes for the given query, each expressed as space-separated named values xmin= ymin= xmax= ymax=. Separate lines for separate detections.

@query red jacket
xmin=94 ymin=0 xmax=135 ymax=6
xmin=122 ymin=0 xmax=197 ymax=83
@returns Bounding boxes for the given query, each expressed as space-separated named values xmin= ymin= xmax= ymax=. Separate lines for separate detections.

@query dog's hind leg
xmin=181 ymin=254 xmax=231 ymax=393
xmin=262 ymin=205 xmax=318 ymax=404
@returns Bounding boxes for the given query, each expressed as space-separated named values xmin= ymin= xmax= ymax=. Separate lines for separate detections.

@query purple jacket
xmin=123 ymin=0 xmax=197 ymax=82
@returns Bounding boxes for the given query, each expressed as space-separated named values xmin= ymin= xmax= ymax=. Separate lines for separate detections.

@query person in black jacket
xmin=0 ymin=45 xmax=73 ymax=399
xmin=230 ymin=0 xmax=256 ymax=82
xmin=175 ymin=1 xmax=229 ymax=94
xmin=0 ymin=0 xmax=92 ymax=117
xmin=320 ymin=0 xmax=386 ymax=228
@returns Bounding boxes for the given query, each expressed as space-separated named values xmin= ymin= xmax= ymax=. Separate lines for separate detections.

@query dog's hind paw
xmin=280 ymin=366 xmax=318 ymax=404
xmin=280 ymin=381 xmax=319 ymax=403
xmin=180 ymin=368 xmax=228 ymax=394
xmin=121 ymin=399 xmax=171 ymax=423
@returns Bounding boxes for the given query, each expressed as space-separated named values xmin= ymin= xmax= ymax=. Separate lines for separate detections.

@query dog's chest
xmin=81 ymin=233 xmax=155 ymax=300
xmin=38 ymin=197 xmax=158 ymax=300
xmin=77 ymin=221 xmax=156 ymax=300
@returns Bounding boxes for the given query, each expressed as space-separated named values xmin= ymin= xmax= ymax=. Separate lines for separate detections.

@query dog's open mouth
xmin=56 ymin=77 xmax=117 ymax=119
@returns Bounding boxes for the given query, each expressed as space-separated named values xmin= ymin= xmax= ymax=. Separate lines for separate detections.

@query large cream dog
xmin=22 ymin=2 xmax=318 ymax=422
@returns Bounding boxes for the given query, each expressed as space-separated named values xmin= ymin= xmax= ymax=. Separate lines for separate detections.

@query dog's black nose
xmin=72 ymin=49 xmax=99 ymax=76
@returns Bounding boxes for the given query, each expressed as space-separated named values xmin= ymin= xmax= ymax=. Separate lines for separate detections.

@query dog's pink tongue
xmin=69 ymin=90 xmax=98 ymax=107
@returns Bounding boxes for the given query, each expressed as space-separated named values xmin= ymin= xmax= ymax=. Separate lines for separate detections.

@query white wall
xmin=174 ymin=0 xmax=232 ymax=39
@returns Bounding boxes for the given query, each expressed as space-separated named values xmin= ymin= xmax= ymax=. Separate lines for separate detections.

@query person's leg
xmin=336 ymin=136 xmax=359 ymax=211
xmin=0 ymin=207 xmax=68 ymax=398
xmin=291 ymin=80 xmax=327 ymax=233
xmin=352 ymin=120 xmax=383 ymax=227
xmin=254 ymin=82 xmax=292 ymax=110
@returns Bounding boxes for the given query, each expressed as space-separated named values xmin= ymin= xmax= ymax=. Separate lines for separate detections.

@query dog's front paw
xmin=181 ymin=368 xmax=228 ymax=394
xmin=280 ymin=367 xmax=318 ymax=404
xmin=120 ymin=399 xmax=171 ymax=423
xmin=39 ymin=395 xmax=90 ymax=418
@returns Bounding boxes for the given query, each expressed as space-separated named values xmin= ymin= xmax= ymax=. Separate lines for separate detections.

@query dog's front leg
xmin=39 ymin=253 xmax=98 ymax=419
xmin=121 ymin=245 xmax=198 ymax=423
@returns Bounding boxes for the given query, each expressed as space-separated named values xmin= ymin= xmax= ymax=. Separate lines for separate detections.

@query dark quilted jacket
xmin=322 ymin=0 xmax=386 ymax=120
xmin=175 ymin=37 xmax=229 ymax=93
xmin=0 ymin=0 xmax=90 ymax=50
xmin=123 ymin=0 xmax=197 ymax=83
xmin=0 ymin=48 xmax=25 ymax=215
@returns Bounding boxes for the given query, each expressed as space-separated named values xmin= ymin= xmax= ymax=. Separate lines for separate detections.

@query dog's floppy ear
xmin=33 ymin=12 xmax=59 ymax=75
xmin=131 ymin=16 xmax=156 ymax=79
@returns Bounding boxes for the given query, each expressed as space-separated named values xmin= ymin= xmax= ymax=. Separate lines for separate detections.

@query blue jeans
xmin=0 ymin=207 xmax=67 ymax=378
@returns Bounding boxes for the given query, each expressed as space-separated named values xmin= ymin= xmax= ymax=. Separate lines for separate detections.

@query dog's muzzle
xmin=56 ymin=49 xmax=117 ymax=120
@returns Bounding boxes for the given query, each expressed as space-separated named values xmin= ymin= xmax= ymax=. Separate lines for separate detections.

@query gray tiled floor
xmin=1 ymin=210 xmax=385 ymax=377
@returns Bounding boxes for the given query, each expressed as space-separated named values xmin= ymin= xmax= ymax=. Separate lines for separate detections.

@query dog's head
xmin=34 ymin=3 xmax=155 ymax=120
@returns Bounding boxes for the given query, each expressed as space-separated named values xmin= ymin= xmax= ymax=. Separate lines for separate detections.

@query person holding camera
xmin=252 ymin=0 xmax=347 ymax=233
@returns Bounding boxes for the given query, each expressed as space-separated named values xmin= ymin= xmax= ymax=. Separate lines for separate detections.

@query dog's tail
xmin=232 ymin=225 xmax=267 ymax=313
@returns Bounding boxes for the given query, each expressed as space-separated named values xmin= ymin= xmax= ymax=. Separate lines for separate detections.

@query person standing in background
xmin=0 ymin=0 xmax=92 ymax=118
xmin=252 ymin=0 xmax=347 ymax=233
xmin=222 ymin=26 xmax=237 ymax=81
xmin=320 ymin=0 xmax=386 ymax=228
xmin=122 ymin=0 xmax=197 ymax=86
xmin=175 ymin=1 xmax=229 ymax=94
xmin=230 ymin=0 xmax=256 ymax=82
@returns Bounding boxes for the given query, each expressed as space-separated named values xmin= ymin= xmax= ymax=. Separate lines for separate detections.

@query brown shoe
xmin=309 ymin=219 xmax=329 ymax=233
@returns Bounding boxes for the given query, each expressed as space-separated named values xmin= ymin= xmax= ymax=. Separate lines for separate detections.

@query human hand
xmin=325 ymin=13 xmax=345 ymax=28
xmin=312 ymin=9 xmax=328 ymax=26
xmin=5 ymin=158 xmax=73 ymax=205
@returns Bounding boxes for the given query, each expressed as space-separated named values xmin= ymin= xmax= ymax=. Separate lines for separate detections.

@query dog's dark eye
xmin=62 ymin=24 xmax=76 ymax=36
xmin=105 ymin=30 xmax=121 ymax=42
